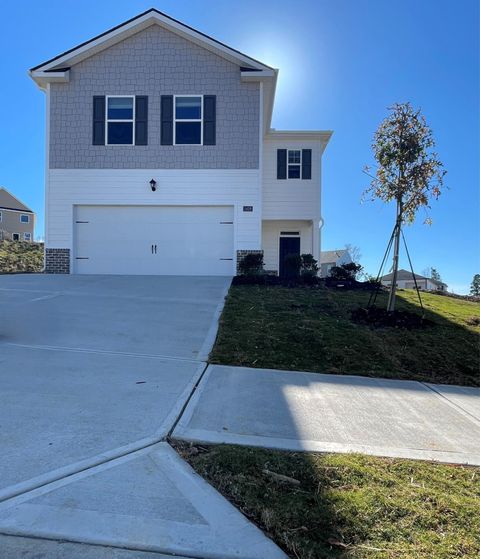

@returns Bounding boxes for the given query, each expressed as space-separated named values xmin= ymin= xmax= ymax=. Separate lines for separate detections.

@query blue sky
xmin=1 ymin=0 xmax=478 ymax=292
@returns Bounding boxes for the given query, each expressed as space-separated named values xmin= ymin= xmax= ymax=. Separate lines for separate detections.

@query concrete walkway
xmin=0 ymin=275 xmax=286 ymax=559
xmin=173 ymin=365 xmax=480 ymax=465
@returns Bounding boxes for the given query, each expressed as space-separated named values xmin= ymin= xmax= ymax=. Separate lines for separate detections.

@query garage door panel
xmin=74 ymin=206 xmax=234 ymax=276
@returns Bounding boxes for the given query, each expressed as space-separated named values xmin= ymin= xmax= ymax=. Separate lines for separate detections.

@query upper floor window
xmin=277 ymin=149 xmax=312 ymax=180
xmin=20 ymin=214 xmax=30 ymax=223
xmin=0 ymin=211 xmax=2 ymax=222
xmin=288 ymin=150 xmax=301 ymax=179
xmin=175 ymin=96 xmax=202 ymax=145
xmin=106 ymin=96 xmax=134 ymax=145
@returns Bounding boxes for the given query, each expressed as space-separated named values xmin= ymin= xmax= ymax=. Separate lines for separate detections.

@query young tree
xmin=430 ymin=267 xmax=442 ymax=282
xmin=470 ymin=274 xmax=480 ymax=296
xmin=364 ymin=103 xmax=446 ymax=311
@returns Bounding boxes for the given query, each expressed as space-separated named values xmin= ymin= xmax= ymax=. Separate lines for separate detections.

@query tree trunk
xmin=387 ymin=198 xmax=402 ymax=312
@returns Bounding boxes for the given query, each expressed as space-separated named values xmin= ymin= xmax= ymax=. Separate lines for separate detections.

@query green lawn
xmin=210 ymin=286 xmax=480 ymax=386
xmin=177 ymin=443 xmax=480 ymax=559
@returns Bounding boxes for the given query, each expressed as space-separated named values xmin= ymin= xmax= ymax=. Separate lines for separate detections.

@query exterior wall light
xmin=149 ymin=179 xmax=157 ymax=192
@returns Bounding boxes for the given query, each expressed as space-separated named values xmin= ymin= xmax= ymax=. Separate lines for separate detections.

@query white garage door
xmin=74 ymin=205 xmax=234 ymax=275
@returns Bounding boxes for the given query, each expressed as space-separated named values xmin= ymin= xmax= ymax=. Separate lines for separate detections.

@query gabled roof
xmin=29 ymin=8 xmax=278 ymax=131
xmin=30 ymin=8 xmax=274 ymax=75
xmin=0 ymin=187 xmax=33 ymax=213
xmin=381 ymin=269 xmax=427 ymax=281
xmin=320 ymin=250 xmax=349 ymax=264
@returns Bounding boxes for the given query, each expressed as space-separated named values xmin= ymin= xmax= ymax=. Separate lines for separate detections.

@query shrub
xmin=329 ymin=262 xmax=363 ymax=281
xmin=0 ymin=240 xmax=44 ymax=273
xmin=284 ymin=254 xmax=302 ymax=278
xmin=238 ymin=252 xmax=264 ymax=276
xmin=300 ymin=254 xmax=319 ymax=278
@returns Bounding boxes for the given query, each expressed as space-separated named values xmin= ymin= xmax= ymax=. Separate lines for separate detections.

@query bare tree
xmin=345 ymin=243 xmax=362 ymax=264
xmin=364 ymin=103 xmax=446 ymax=311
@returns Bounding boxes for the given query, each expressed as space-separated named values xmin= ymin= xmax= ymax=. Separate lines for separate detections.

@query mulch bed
xmin=351 ymin=306 xmax=434 ymax=329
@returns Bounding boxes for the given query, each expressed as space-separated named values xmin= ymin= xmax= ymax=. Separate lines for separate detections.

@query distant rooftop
xmin=0 ymin=187 xmax=33 ymax=213
xmin=320 ymin=250 xmax=348 ymax=264
xmin=381 ymin=269 xmax=447 ymax=287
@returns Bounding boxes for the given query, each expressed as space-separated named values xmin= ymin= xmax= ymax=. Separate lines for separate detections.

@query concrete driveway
xmin=0 ymin=275 xmax=286 ymax=559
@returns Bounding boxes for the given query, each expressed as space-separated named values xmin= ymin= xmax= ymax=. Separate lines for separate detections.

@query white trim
xmin=173 ymin=95 xmax=203 ymax=146
xmin=28 ymin=70 xmax=70 ymax=91
xmin=105 ymin=95 xmax=135 ymax=146
xmin=257 ymin=82 xmax=263 ymax=244
xmin=0 ymin=208 xmax=34 ymax=215
xmin=268 ymin=130 xmax=333 ymax=138
xmin=240 ymin=70 xmax=276 ymax=80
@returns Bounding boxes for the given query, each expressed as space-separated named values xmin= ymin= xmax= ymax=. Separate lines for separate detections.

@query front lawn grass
xmin=210 ymin=286 xmax=480 ymax=386
xmin=176 ymin=443 xmax=480 ymax=559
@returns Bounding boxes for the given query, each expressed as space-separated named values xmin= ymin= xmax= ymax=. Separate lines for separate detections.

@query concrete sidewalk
xmin=0 ymin=443 xmax=285 ymax=559
xmin=173 ymin=365 xmax=480 ymax=465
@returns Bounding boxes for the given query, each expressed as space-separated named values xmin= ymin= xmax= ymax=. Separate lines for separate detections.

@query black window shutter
xmin=277 ymin=149 xmax=287 ymax=179
xmin=203 ymin=95 xmax=216 ymax=145
xmin=92 ymin=96 xmax=105 ymax=145
xmin=135 ymin=96 xmax=148 ymax=146
xmin=161 ymin=95 xmax=173 ymax=145
xmin=302 ymin=149 xmax=312 ymax=179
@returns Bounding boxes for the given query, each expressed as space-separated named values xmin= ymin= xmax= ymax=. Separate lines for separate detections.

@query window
xmin=106 ymin=96 xmax=134 ymax=145
xmin=175 ymin=96 xmax=202 ymax=144
xmin=24 ymin=232 xmax=31 ymax=241
xmin=288 ymin=150 xmax=301 ymax=179
xmin=12 ymin=233 xmax=19 ymax=241
xmin=20 ymin=214 xmax=30 ymax=223
xmin=0 ymin=211 xmax=2 ymax=222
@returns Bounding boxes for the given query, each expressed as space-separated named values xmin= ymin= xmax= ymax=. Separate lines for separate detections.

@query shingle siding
xmin=49 ymin=25 xmax=259 ymax=169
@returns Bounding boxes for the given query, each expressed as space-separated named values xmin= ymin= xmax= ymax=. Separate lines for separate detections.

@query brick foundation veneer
xmin=236 ymin=250 xmax=264 ymax=275
xmin=45 ymin=248 xmax=70 ymax=274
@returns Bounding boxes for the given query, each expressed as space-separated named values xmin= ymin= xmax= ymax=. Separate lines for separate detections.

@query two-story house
xmin=0 ymin=187 xmax=35 ymax=242
xmin=30 ymin=8 xmax=331 ymax=275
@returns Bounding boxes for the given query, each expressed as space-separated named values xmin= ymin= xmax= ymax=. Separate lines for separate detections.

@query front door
xmin=279 ymin=236 xmax=301 ymax=278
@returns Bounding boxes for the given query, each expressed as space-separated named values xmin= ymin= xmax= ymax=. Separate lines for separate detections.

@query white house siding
xmin=262 ymin=220 xmax=314 ymax=273
xmin=320 ymin=251 xmax=352 ymax=277
xmin=262 ymin=136 xmax=322 ymax=222
xmin=47 ymin=169 xmax=261 ymax=261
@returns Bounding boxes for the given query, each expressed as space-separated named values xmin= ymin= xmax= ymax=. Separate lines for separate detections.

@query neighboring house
xmin=319 ymin=249 xmax=352 ymax=277
xmin=29 ymin=8 xmax=331 ymax=275
xmin=0 ymin=188 xmax=35 ymax=242
xmin=381 ymin=269 xmax=448 ymax=291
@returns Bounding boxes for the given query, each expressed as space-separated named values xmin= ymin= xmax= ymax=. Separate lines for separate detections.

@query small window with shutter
xmin=277 ymin=148 xmax=312 ymax=180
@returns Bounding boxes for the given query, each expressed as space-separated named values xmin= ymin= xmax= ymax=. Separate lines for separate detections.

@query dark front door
xmin=279 ymin=236 xmax=301 ymax=278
